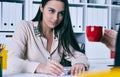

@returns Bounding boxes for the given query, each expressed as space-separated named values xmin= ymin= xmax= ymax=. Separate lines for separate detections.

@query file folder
xmin=15 ymin=3 xmax=22 ymax=30
xmin=76 ymin=7 xmax=83 ymax=33
xmin=101 ymin=8 xmax=108 ymax=28
xmin=69 ymin=7 xmax=77 ymax=33
xmin=0 ymin=2 xmax=1 ymax=30
xmin=2 ymin=2 xmax=10 ymax=31
xmin=87 ymin=7 xmax=108 ymax=27
xmin=2 ymin=2 xmax=23 ymax=31
xmin=74 ymin=0 xmax=80 ymax=3
xmin=87 ymin=7 xmax=94 ymax=26
xmin=68 ymin=0 xmax=73 ymax=3
xmin=9 ymin=2 xmax=16 ymax=31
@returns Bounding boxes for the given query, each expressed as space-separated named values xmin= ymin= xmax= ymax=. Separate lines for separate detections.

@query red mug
xmin=86 ymin=26 xmax=103 ymax=42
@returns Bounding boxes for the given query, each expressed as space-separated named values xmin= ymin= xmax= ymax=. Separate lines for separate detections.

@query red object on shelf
xmin=111 ymin=51 xmax=115 ymax=59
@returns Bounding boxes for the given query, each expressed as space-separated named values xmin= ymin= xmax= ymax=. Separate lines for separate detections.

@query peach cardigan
xmin=7 ymin=21 xmax=89 ymax=73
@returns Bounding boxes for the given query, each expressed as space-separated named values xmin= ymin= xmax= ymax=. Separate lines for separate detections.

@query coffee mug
xmin=86 ymin=26 xmax=103 ymax=42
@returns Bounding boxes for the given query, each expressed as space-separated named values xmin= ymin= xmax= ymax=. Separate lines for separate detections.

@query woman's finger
xmin=70 ymin=63 xmax=85 ymax=76
xmin=48 ymin=60 xmax=64 ymax=75
xmin=50 ymin=60 xmax=64 ymax=71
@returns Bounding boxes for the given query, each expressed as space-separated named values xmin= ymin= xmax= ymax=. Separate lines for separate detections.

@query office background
xmin=1 ymin=0 xmax=120 ymax=69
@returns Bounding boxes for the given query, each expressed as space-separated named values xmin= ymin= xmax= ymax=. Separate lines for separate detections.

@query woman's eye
xmin=59 ymin=11 xmax=64 ymax=16
xmin=49 ymin=9 xmax=55 ymax=13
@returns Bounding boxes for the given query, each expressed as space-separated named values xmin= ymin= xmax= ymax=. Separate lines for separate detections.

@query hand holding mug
xmin=100 ymin=29 xmax=117 ymax=51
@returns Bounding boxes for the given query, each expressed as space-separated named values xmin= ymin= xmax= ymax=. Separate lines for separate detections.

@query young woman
xmin=8 ymin=0 xmax=89 ymax=76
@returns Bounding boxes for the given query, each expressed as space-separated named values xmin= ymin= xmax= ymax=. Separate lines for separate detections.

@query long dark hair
xmin=32 ymin=0 xmax=83 ymax=56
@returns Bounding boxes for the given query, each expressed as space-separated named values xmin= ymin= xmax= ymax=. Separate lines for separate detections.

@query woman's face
xmin=40 ymin=0 xmax=65 ymax=29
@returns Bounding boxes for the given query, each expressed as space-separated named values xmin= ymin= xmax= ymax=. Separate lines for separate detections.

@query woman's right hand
xmin=35 ymin=60 xmax=64 ymax=76
xmin=100 ymin=29 xmax=117 ymax=51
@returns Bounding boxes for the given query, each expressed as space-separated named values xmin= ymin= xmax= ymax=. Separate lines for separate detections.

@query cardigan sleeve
xmin=7 ymin=21 xmax=39 ymax=73
xmin=64 ymin=45 xmax=89 ymax=70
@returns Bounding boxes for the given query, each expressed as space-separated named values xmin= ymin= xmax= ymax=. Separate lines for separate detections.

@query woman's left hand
xmin=70 ymin=63 xmax=85 ymax=76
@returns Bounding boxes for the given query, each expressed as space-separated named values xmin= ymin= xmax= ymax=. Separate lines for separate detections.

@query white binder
xmin=9 ymin=3 xmax=16 ymax=31
xmin=74 ymin=0 xmax=80 ymax=3
xmin=87 ymin=8 xmax=94 ymax=26
xmin=87 ymin=7 xmax=108 ymax=27
xmin=101 ymin=8 xmax=108 ymax=28
xmin=68 ymin=0 xmax=73 ymax=3
xmin=93 ymin=8 xmax=98 ymax=25
xmin=0 ymin=2 xmax=1 ymax=30
xmin=15 ymin=3 xmax=22 ymax=30
xmin=2 ymin=2 xmax=10 ymax=31
xmin=69 ymin=7 xmax=77 ymax=32
xmin=76 ymin=7 xmax=83 ymax=33
xmin=2 ymin=2 xmax=23 ymax=31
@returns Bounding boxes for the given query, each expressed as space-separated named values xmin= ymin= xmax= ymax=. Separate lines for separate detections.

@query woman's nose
xmin=53 ymin=13 xmax=58 ymax=21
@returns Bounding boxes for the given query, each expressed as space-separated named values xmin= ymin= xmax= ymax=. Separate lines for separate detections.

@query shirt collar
xmin=33 ymin=21 xmax=58 ymax=39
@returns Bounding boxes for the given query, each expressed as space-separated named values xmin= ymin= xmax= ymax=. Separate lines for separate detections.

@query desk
xmin=3 ymin=59 xmax=114 ymax=77
xmin=3 ymin=73 xmax=73 ymax=77
xmin=3 ymin=67 xmax=73 ymax=77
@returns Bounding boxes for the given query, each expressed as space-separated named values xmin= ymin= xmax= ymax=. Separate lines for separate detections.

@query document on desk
xmin=3 ymin=67 xmax=73 ymax=77
xmin=4 ymin=73 xmax=74 ymax=77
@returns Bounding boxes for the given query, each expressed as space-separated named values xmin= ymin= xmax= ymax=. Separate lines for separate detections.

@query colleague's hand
xmin=100 ymin=29 xmax=117 ymax=51
xmin=35 ymin=60 xmax=64 ymax=76
xmin=70 ymin=63 xmax=85 ymax=76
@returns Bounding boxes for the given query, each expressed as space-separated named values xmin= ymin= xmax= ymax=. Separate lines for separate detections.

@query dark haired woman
xmin=8 ymin=0 xmax=89 ymax=76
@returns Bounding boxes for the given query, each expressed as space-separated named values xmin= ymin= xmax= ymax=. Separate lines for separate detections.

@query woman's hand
xmin=35 ymin=60 xmax=64 ymax=76
xmin=70 ymin=63 xmax=85 ymax=76
xmin=100 ymin=29 xmax=117 ymax=51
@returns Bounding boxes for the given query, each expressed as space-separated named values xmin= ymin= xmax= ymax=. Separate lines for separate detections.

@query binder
xmin=2 ymin=2 xmax=23 ymax=31
xmin=101 ymin=8 xmax=108 ymax=28
xmin=87 ymin=7 xmax=108 ymax=27
xmin=0 ymin=2 xmax=1 ymax=30
xmin=87 ymin=7 xmax=94 ymax=26
xmin=68 ymin=0 xmax=73 ymax=3
xmin=69 ymin=7 xmax=77 ymax=32
xmin=2 ymin=2 xmax=10 ymax=31
xmin=93 ymin=8 xmax=98 ymax=25
xmin=76 ymin=7 xmax=83 ymax=33
xmin=9 ymin=2 xmax=16 ymax=31
xmin=74 ymin=0 xmax=80 ymax=3
xmin=15 ymin=3 xmax=22 ymax=30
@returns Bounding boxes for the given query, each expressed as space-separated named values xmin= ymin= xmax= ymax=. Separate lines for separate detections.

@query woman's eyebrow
xmin=48 ymin=7 xmax=64 ymax=12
